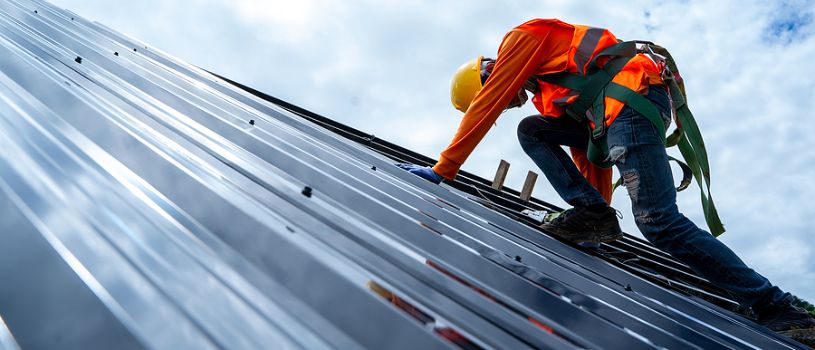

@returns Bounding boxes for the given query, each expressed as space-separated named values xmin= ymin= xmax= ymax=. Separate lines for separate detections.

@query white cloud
xmin=733 ymin=235 xmax=815 ymax=295
xmin=230 ymin=0 xmax=350 ymax=43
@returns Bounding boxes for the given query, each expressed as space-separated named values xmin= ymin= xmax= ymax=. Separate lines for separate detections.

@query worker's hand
xmin=395 ymin=163 xmax=444 ymax=184
xmin=506 ymin=88 xmax=528 ymax=109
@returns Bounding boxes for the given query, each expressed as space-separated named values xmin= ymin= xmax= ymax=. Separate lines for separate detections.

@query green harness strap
xmin=669 ymin=81 xmax=725 ymax=236
xmin=540 ymin=41 xmax=725 ymax=236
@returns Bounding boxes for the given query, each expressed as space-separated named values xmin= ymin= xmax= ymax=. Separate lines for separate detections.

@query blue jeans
xmin=517 ymin=87 xmax=787 ymax=311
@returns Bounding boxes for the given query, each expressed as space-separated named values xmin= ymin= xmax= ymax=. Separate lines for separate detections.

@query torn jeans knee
xmin=608 ymin=145 xmax=627 ymax=164
xmin=622 ymin=170 xmax=640 ymax=203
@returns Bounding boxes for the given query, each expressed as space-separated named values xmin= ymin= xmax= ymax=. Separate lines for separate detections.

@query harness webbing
xmin=670 ymin=81 xmax=725 ymax=236
xmin=539 ymin=41 xmax=725 ymax=236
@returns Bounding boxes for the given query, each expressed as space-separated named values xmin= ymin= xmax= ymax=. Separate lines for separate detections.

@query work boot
xmin=540 ymin=206 xmax=622 ymax=244
xmin=758 ymin=299 xmax=815 ymax=347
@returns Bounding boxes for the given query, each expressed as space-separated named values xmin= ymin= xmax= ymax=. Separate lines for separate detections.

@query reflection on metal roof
xmin=0 ymin=0 xmax=808 ymax=349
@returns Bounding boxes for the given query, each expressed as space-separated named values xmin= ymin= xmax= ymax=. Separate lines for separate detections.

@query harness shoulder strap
xmin=566 ymin=41 xmax=638 ymax=124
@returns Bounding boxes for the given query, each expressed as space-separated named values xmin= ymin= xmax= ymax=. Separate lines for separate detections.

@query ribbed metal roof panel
xmin=0 ymin=0 xmax=807 ymax=349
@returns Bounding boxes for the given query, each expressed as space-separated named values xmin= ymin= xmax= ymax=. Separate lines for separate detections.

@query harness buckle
xmin=640 ymin=43 xmax=674 ymax=82
xmin=660 ymin=68 xmax=675 ymax=82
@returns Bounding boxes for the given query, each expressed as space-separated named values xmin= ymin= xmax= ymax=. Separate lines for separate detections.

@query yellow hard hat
xmin=450 ymin=56 xmax=486 ymax=113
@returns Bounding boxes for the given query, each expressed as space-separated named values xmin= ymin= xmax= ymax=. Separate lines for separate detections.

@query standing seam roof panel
xmin=0 ymin=0 xmax=808 ymax=349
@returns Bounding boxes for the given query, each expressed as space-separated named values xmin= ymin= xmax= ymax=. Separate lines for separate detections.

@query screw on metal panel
xmin=114 ymin=52 xmax=119 ymax=56
xmin=301 ymin=186 xmax=312 ymax=198
xmin=34 ymin=10 xmax=38 ymax=14
xmin=133 ymin=48 xmax=137 ymax=52
xmin=248 ymin=119 xmax=255 ymax=125
xmin=71 ymin=17 xmax=74 ymax=20
xmin=74 ymin=56 xmax=82 ymax=64
xmin=625 ymin=284 xmax=632 ymax=291
xmin=515 ymin=255 xmax=522 ymax=262
xmin=371 ymin=165 xmax=376 ymax=171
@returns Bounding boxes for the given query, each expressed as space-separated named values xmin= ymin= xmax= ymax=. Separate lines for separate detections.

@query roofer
xmin=397 ymin=18 xmax=815 ymax=344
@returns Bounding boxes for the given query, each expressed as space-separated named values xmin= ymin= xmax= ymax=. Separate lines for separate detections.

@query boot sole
xmin=541 ymin=225 xmax=623 ymax=244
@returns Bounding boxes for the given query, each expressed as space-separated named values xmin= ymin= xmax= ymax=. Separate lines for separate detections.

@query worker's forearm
xmin=433 ymin=31 xmax=551 ymax=180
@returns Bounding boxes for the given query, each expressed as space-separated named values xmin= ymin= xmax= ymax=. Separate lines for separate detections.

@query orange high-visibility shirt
xmin=432 ymin=19 xmax=662 ymax=203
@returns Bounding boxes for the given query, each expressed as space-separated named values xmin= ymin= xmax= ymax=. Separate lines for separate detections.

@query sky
xmin=48 ymin=0 xmax=815 ymax=303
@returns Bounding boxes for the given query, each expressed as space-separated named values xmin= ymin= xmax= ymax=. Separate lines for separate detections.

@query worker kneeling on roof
xmin=397 ymin=18 xmax=815 ymax=344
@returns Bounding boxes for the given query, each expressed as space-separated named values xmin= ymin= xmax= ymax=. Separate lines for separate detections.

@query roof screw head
xmin=248 ymin=119 xmax=255 ymax=125
xmin=71 ymin=17 xmax=74 ymax=20
xmin=133 ymin=48 xmax=137 ymax=52
xmin=371 ymin=165 xmax=377 ymax=171
xmin=301 ymin=186 xmax=312 ymax=198
xmin=74 ymin=56 xmax=82 ymax=64
xmin=113 ymin=51 xmax=119 ymax=56
xmin=515 ymin=255 xmax=522 ymax=262
xmin=34 ymin=10 xmax=38 ymax=14
xmin=624 ymin=284 xmax=632 ymax=291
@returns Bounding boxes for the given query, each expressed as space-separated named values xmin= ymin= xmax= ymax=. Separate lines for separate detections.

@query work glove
xmin=395 ymin=163 xmax=444 ymax=184
xmin=506 ymin=88 xmax=528 ymax=109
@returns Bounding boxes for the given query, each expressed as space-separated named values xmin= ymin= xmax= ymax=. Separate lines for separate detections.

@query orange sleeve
xmin=569 ymin=148 xmax=613 ymax=203
xmin=432 ymin=30 xmax=555 ymax=180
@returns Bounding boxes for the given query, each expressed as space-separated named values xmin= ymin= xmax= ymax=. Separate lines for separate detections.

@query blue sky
xmin=49 ymin=0 xmax=815 ymax=302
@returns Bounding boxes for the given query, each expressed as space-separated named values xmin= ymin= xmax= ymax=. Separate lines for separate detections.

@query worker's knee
xmin=517 ymin=115 xmax=545 ymax=141
xmin=517 ymin=115 xmax=591 ymax=150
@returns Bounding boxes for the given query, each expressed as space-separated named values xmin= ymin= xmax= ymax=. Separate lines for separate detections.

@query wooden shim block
xmin=520 ymin=171 xmax=538 ymax=201
xmin=491 ymin=160 xmax=510 ymax=190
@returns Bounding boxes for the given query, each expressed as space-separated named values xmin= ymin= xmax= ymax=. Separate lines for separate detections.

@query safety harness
xmin=536 ymin=40 xmax=725 ymax=236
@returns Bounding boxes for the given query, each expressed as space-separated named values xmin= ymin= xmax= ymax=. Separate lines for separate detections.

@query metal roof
xmin=0 ymin=0 xmax=808 ymax=349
